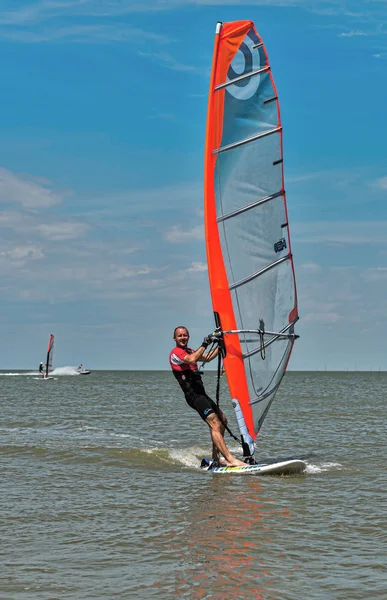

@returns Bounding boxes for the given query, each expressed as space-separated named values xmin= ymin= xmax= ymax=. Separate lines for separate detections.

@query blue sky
xmin=0 ymin=0 xmax=386 ymax=370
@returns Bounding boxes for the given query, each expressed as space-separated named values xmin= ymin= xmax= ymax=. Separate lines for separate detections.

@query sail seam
xmin=249 ymin=382 xmax=281 ymax=406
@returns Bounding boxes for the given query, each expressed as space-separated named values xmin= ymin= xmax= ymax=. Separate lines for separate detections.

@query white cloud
xmin=59 ymin=241 xmax=141 ymax=258
xmin=0 ymin=0 xmax=383 ymax=30
xmin=0 ymin=0 xmax=180 ymax=26
xmin=0 ymin=210 xmax=31 ymax=227
xmin=0 ymin=173 xmax=209 ymax=309
xmin=293 ymin=221 xmax=387 ymax=245
xmin=338 ymin=30 xmax=368 ymax=37
xmin=0 ymin=23 xmax=172 ymax=43
xmin=110 ymin=265 xmax=154 ymax=279
xmin=186 ymin=261 xmax=207 ymax=272
xmin=0 ymin=244 xmax=44 ymax=262
xmin=164 ymin=224 xmax=203 ymax=243
xmin=92 ymin=182 xmax=202 ymax=215
xmin=287 ymin=172 xmax=325 ymax=184
xmin=299 ymin=263 xmax=321 ymax=273
xmin=137 ymin=50 xmax=198 ymax=73
xmin=297 ymin=264 xmax=387 ymax=333
xmin=0 ymin=167 xmax=67 ymax=209
xmin=303 ymin=311 xmax=342 ymax=323
xmin=6 ymin=0 xmax=374 ymax=51
xmin=361 ymin=267 xmax=387 ymax=282
xmin=0 ymin=207 xmax=90 ymax=244
xmin=372 ymin=176 xmax=387 ymax=189
xmin=38 ymin=222 xmax=90 ymax=240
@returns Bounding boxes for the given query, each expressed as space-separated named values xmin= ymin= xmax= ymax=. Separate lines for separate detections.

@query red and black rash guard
xmin=169 ymin=346 xmax=198 ymax=372
xmin=169 ymin=345 xmax=204 ymax=398
xmin=169 ymin=345 xmax=218 ymax=421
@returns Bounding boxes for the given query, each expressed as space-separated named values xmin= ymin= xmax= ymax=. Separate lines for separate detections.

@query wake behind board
xmin=201 ymin=458 xmax=307 ymax=476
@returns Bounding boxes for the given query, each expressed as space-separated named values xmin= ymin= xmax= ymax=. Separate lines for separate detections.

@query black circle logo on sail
xmin=226 ymin=33 xmax=261 ymax=100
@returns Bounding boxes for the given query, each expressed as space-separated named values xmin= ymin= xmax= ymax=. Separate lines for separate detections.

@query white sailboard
xmin=201 ymin=458 xmax=306 ymax=475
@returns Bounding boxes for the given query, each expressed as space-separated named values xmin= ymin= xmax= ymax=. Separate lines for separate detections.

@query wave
xmin=0 ymin=439 xmax=338 ymax=475
xmin=0 ymin=372 xmax=38 ymax=376
xmin=0 ymin=366 xmax=85 ymax=377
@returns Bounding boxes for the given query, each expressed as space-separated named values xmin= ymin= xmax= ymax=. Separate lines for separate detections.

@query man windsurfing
xmin=169 ymin=326 xmax=245 ymax=467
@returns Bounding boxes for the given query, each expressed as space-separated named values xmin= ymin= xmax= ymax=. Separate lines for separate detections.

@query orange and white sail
xmin=204 ymin=21 xmax=299 ymax=457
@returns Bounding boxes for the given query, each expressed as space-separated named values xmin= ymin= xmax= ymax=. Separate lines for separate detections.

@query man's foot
xmin=225 ymin=458 xmax=246 ymax=467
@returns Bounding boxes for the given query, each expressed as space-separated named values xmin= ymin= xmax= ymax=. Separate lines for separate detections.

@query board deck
xmin=201 ymin=458 xmax=307 ymax=475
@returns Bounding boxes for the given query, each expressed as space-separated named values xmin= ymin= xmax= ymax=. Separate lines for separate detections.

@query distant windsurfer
xmin=39 ymin=362 xmax=44 ymax=377
xmin=169 ymin=326 xmax=245 ymax=467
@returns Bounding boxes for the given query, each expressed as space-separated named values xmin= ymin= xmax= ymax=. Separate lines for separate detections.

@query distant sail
xmin=204 ymin=21 xmax=299 ymax=456
xmin=45 ymin=334 xmax=54 ymax=378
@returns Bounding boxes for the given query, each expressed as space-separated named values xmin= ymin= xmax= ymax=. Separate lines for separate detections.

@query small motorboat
xmin=77 ymin=365 xmax=91 ymax=375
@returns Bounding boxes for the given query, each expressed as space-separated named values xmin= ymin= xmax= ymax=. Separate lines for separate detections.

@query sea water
xmin=1 ymin=370 xmax=386 ymax=599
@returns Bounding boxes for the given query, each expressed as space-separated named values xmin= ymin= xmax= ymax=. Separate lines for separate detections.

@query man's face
xmin=174 ymin=327 xmax=189 ymax=348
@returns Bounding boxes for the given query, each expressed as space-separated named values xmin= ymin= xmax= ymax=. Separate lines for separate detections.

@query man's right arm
xmin=183 ymin=334 xmax=215 ymax=364
xmin=183 ymin=345 xmax=207 ymax=364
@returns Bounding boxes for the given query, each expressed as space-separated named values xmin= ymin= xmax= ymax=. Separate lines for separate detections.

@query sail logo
xmin=226 ymin=31 xmax=261 ymax=101
xmin=274 ymin=238 xmax=287 ymax=253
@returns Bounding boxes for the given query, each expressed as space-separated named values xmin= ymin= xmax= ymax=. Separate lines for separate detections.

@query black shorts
xmin=173 ymin=370 xmax=219 ymax=421
xmin=186 ymin=393 xmax=218 ymax=421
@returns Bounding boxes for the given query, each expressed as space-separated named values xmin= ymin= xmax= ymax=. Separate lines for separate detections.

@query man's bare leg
xmin=211 ymin=412 xmax=224 ymax=462
xmin=206 ymin=413 xmax=245 ymax=467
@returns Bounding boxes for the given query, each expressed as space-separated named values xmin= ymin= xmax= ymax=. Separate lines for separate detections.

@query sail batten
xmin=264 ymin=96 xmax=278 ymax=105
xmin=204 ymin=20 xmax=299 ymax=453
xmin=215 ymin=65 xmax=270 ymax=90
xmin=213 ymin=125 xmax=282 ymax=155
xmin=229 ymin=254 xmax=291 ymax=290
xmin=216 ymin=190 xmax=284 ymax=223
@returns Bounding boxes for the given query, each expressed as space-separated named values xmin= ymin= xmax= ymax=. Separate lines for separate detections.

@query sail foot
xmin=232 ymin=399 xmax=255 ymax=459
